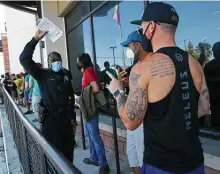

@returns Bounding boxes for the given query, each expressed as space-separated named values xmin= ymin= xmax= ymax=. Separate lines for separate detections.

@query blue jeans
xmin=141 ymin=164 xmax=205 ymax=174
xmin=84 ymin=115 xmax=108 ymax=167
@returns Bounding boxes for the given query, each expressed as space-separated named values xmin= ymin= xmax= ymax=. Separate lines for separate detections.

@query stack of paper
xmin=37 ymin=17 xmax=63 ymax=43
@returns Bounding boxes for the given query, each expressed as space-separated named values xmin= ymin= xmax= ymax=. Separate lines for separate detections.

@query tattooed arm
xmin=198 ymin=72 xmax=210 ymax=118
xmin=115 ymin=72 xmax=148 ymax=130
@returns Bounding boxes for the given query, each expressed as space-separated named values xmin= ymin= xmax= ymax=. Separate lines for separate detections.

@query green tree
xmin=198 ymin=42 xmax=212 ymax=62
xmin=186 ymin=41 xmax=200 ymax=59
xmin=186 ymin=41 xmax=212 ymax=63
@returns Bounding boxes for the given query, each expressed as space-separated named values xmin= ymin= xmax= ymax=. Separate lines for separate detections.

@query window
xmin=93 ymin=1 xmax=145 ymax=70
xmin=91 ymin=1 xmax=108 ymax=11
xmin=65 ymin=2 xmax=90 ymax=33
xmin=66 ymin=19 xmax=92 ymax=91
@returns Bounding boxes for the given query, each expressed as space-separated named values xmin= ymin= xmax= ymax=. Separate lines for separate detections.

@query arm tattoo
xmin=125 ymin=72 xmax=148 ymax=121
xmin=116 ymin=93 xmax=127 ymax=117
xmin=201 ymin=88 xmax=208 ymax=96
xmin=201 ymin=88 xmax=209 ymax=100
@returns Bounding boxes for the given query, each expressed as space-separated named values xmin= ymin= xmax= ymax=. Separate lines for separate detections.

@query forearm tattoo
xmin=125 ymin=72 xmax=148 ymax=121
xmin=116 ymin=93 xmax=127 ymax=117
xmin=201 ymin=88 xmax=209 ymax=100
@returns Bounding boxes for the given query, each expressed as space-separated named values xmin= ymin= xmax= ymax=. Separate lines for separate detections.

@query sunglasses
xmin=136 ymin=22 xmax=160 ymax=35
xmin=136 ymin=23 xmax=149 ymax=35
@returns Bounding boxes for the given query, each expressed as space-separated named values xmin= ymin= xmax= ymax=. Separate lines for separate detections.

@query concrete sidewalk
xmin=0 ymin=106 xmax=7 ymax=174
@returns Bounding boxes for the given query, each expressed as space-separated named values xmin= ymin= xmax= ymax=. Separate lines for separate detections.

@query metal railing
xmin=2 ymin=87 xmax=82 ymax=174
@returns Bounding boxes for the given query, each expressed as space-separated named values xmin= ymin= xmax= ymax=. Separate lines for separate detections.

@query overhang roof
xmin=0 ymin=1 xmax=41 ymax=17
xmin=0 ymin=40 xmax=2 ymax=52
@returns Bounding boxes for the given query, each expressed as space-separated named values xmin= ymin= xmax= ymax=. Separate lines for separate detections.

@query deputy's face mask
xmin=51 ymin=61 xmax=62 ymax=72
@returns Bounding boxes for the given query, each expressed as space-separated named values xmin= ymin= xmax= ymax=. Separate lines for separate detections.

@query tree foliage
xmin=186 ymin=41 xmax=212 ymax=63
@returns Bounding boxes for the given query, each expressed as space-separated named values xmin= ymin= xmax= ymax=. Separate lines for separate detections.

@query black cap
xmin=131 ymin=2 xmax=179 ymax=26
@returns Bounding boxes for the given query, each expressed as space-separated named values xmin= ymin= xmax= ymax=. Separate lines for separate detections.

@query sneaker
xmin=32 ymin=118 xmax=39 ymax=122
xmin=24 ymin=110 xmax=33 ymax=115
xmin=73 ymin=139 xmax=77 ymax=148
xmin=99 ymin=165 xmax=110 ymax=174
xmin=83 ymin=158 xmax=99 ymax=166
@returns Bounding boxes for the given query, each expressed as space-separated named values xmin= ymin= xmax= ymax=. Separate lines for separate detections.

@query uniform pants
xmin=42 ymin=112 xmax=74 ymax=162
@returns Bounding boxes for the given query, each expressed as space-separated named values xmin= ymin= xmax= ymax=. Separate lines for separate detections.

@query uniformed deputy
xmin=19 ymin=30 xmax=76 ymax=162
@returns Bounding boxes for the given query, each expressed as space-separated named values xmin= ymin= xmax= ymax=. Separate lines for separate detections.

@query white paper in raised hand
xmin=37 ymin=17 xmax=63 ymax=43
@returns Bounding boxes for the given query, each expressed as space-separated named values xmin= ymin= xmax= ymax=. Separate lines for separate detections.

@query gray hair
xmin=159 ymin=23 xmax=177 ymax=35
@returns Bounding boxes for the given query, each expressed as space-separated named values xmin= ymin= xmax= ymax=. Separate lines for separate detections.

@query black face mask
xmin=77 ymin=64 xmax=82 ymax=71
xmin=138 ymin=24 xmax=153 ymax=52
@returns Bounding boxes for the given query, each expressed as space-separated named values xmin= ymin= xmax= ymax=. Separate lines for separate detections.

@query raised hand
xmin=34 ymin=29 xmax=47 ymax=41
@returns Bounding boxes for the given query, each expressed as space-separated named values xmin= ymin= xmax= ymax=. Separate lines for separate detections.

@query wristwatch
xmin=113 ymin=90 xmax=125 ymax=98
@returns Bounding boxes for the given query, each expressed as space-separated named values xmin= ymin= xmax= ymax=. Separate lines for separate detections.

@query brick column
xmin=1 ymin=34 xmax=11 ymax=73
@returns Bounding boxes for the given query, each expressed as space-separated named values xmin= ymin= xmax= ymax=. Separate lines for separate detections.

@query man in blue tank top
xmin=108 ymin=2 xmax=210 ymax=174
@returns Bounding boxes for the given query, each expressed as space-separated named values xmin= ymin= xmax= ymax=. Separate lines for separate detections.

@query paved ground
xmin=200 ymin=136 xmax=220 ymax=157
xmin=0 ymin=106 xmax=7 ymax=174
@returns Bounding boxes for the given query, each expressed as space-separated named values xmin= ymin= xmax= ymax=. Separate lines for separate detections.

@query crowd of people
xmin=0 ymin=69 xmax=44 ymax=122
xmin=1 ymin=2 xmax=220 ymax=174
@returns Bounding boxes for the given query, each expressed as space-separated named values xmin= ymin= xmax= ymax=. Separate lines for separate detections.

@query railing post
xmin=79 ymin=109 xmax=86 ymax=150
xmin=112 ymin=100 xmax=121 ymax=174
xmin=21 ymin=126 xmax=31 ymax=174
xmin=39 ymin=147 xmax=47 ymax=174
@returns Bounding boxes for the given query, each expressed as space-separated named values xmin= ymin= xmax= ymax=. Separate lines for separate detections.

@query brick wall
xmin=100 ymin=129 xmax=127 ymax=155
xmin=1 ymin=35 xmax=10 ymax=73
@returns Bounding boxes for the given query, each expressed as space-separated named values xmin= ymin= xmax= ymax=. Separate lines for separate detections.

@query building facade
xmin=36 ymin=1 xmax=220 ymax=129
xmin=3 ymin=6 xmax=41 ymax=74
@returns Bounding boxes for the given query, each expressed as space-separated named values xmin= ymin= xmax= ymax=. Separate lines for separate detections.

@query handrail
xmin=2 ymin=87 xmax=82 ymax=174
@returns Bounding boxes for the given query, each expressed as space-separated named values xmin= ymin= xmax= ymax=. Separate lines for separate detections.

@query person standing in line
xmin=29 ymin=63 xmax=42 ymax=122
xmin=14 ymin=74 xmax=24 ymax=105
xmin=3 ymin=72 xmax=11 ymax=95
xmin=77 ymin=53 xmax=109 ymax=174
xmin=109 ymin=2 xmax=209 ymax=173
xmin=8 ymin=74 xmax=18 ymax=103
xmin=0 ymin=75 xmax=4 ymax=104
xmin=204 ymin=41 xmax=220 ymax=127
xmin=23 ymin=72 xmax=33 ymax=114
xmin=102 ymin=61 xmax=118 ymax=86
xmin=120 ymin=30 xmax=152 ymax=174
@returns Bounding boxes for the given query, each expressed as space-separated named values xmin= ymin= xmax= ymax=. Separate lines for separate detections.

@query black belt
xmin=46 ymin=106 xmax=68 ymax=113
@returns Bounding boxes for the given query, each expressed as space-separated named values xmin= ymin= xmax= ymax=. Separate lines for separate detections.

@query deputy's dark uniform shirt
xmin=144 ymin=47 xmax=204 ymax=173
xmin=19 ymin=38 xmax=75 ymax=117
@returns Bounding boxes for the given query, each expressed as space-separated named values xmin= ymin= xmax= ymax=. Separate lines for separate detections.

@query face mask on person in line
xmin=51 ymin=61 xmax=62 ymax=72
xmin=126 ymin=43 xmax=140 ymax=59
